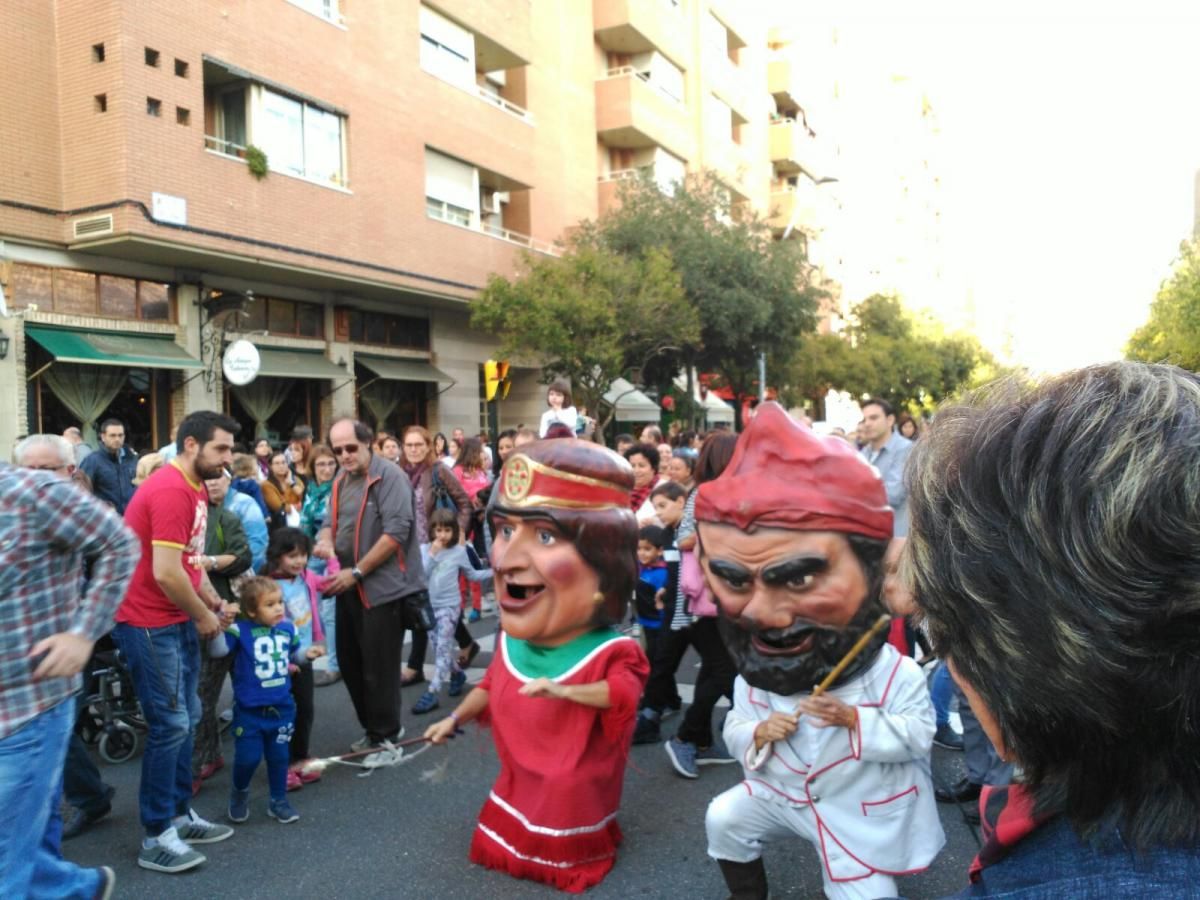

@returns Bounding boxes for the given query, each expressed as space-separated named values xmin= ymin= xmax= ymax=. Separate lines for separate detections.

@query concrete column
xmin=175 ymin=284 xmax=223 ymax=415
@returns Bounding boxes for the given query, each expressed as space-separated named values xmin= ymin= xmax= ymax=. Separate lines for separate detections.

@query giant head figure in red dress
xmin=695 ymin=403 xmax=894 ymax=695
xmin=488 ymin=438 xmax=637 ymax=646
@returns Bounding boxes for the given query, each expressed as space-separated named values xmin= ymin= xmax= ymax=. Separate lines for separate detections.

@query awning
xmin=254 ymin=347 xmax=348 ymax=380
xmin=357 ymin=355 xmax=454 ymax=386
xmin=603 ymin=377 xmax=661 ymax=422
xmin=673 ymin=374 xmax=735 ymax=423
xmin=26 ymin=325 xmax=202 ymax=370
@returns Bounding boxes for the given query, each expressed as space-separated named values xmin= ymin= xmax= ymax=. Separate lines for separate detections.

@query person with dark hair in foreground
xmin=906 ymin=362 xmax=1200 ymax=896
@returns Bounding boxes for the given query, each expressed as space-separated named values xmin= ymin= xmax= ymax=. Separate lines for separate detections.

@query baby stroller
xmin=76 ymin=638 xmax=147 ymax=764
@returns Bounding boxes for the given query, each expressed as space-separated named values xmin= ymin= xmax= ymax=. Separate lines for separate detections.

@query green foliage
xmin=780 ymin=293 xmax=993 ymax=415
xmin=581 ymin=171 xmax=819 ymax=424
xmin=245 ymin=145 xmax=268 ymax=180
xmin=470 ymin=239 xmax=697 ymax=441
xmin=1126 ymin=239 xmax=1200 ymax=369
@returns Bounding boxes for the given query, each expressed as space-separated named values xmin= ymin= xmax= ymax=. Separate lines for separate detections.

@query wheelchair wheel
xmin=98 ymin=722 xmax=140 ymax=764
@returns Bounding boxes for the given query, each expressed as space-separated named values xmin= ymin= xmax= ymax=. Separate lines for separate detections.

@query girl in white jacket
xmin=538 ymin=379 xmax=578 ymax=438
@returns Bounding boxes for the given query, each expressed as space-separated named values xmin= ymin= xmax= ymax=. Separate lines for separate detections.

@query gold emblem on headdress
xmin=503 ymin=456 xmax=533 ymax=503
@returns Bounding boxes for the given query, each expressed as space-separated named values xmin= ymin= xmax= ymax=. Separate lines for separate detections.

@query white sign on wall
xmin=222 ymin=340 xmax=261 ymax=386
xmin=151 ymin=192 xmax=188 ymax=226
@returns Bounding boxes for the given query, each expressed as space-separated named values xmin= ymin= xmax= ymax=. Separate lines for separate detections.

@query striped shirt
xmin=0 ymin=463 xmax=138 ymax=740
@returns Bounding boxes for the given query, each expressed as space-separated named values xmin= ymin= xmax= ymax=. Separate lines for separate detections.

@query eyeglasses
xmin=332 ymin=444 xmax=360 ymax=456
xmin=27 ymin=464 xmax=70 ymax=472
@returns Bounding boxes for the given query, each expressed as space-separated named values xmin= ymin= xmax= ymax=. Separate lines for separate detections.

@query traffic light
xmin=485 ymin=360 xmax=511 ymax=401
xmin=497 ymin=361 xmax=511 ymax=400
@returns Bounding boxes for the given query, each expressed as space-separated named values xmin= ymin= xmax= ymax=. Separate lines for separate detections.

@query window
xmin=94 ymin=94 xmax=107 ymax=113
xmin=703 ymin=13 xmax=730 ymax=63
xmin=176 ymin=107 xmax=190 ymax=125
xmin=212 ymin=86 xmax=248 ymax=152
xmin=419 ymin=4 xmax=475 ymax=90
xmin=8 ymin=265 xmax=175 ymax=322
xmin=287 ymin=0 xmax=342 ymax=24
xmin=630 ymin=51 xmax=684 ymax=106
xmin=145 ymin=47 xmax=160 ymax=67
xmin=239 ymin=295 xmax=325 ymax=338
xmin=425 ymin=148 xmax=479 ymax=227
xmin=147 ymin=97 xmax=162 ymax=117
xmin=92 ymin=43 xmax=105 ymax=63
xmin=257 ymin=87 xmax=347 ymax=185
xmin=338 ymin=308 xmax=430 ymax=350
xmin=175 ymin=58 xmax=189 ymax=77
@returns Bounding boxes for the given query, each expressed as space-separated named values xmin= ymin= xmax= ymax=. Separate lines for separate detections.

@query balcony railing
xmin=204 ymin=135 xmax=247 ymax=158
xmin=604 ymin=66 xmax=684 ymax=107
xmin=426 ymin=199 xmax=559 ymax=256
xmin=475 ymin=84 xmax=533 ymax=122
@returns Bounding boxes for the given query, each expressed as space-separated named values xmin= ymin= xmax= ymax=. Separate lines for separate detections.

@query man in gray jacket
xmin=318 ymin=418 xmax=425 ymax=761
xmin=858 ymin=398 xmax=913 ymax=536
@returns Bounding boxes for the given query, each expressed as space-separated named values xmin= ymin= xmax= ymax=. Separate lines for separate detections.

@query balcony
xmin=595 ymin=69 xmax=691 ymax=161
xmin=711 ymin=145 xmax=755 ymax=202
xmin=708 ymin=0 xmax=751 ymax=51
xmin=594 ymin=0 xmax=687 ymax=70
xmin=426 ymin=199 xmax=559 ymax=256
xmin=708 ymin=57 xmax=752 ymax=124
xmin=767 ymin=185 xmax=819 ymax=236
xmin=768 ymin=56 xmax=802 ymax=113
xmin=424 ymin=0 xmax=531 ymax=69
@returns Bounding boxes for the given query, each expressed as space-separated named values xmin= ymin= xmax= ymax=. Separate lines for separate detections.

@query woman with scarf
xmin=624 ymin=442 xmax=662 ymax=526
xmin=399 ymin=426 xmax=477 ymax=687
xmin=300 ymin=444 xmax=342 ymax=686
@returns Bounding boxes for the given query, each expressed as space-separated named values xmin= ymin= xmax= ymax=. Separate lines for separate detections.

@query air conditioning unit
xmin=481 ymin=191 xmax=510 ymax=215
xmin=72 ymin=214 xmax=114 ymax=239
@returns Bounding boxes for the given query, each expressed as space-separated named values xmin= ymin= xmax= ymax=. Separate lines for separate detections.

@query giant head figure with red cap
xmin=695 ymin=402 xmax=894 ymax=696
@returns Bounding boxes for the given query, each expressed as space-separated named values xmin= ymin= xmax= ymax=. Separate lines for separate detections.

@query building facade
xmin=0 ymin=0 xmax=783 ymax=453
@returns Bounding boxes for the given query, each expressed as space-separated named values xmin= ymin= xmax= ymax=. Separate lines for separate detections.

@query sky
xmin=781 ymin=1 xmax=1200 ymax=371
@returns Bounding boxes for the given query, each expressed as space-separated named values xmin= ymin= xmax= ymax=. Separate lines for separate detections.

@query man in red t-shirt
xmin=112 ymin=410 xmax=240 ymax=875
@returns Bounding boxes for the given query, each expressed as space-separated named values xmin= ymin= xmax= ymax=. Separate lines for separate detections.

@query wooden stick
xmin=793 ymin=614 xmax=891 ymax=713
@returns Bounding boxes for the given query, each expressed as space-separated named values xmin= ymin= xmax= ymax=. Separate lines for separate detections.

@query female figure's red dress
xmin=470 ymin=629 xmax=649 ymax=893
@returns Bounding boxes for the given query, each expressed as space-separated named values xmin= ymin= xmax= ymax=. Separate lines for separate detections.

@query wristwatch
xmin=351 ymin=566 xmax=364 ymax=582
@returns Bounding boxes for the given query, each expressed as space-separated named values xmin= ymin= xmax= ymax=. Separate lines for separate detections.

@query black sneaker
xmin=631 ymin=715 xmax=661 ymax=745
xmin=933 ymin=723 xmax=964 ymax=751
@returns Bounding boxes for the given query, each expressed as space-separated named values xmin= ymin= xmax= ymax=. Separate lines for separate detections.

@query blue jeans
xmin=930 ymin=659 xmax=952 ymax=727
xmin=113 ymin=621 xmax=201 ymax=836
xmin=0 ymin=699 xmax=104 ymax=898
xmin=319 ymin=595 xmax=339 ymax=672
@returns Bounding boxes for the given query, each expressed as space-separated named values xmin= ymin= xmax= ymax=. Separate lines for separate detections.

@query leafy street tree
xmin=470 ymin=240 xmax=697 ymax=443
xmin=779 ymin=293 xmax=992 ymax=416
xmin=583 ymin=172 xmax=819 ymax=427
xmin=1126 ymin=239 xmax=1200 ymax=369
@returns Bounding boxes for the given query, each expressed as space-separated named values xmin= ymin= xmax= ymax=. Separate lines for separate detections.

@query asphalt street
xmin=64 ymin=615 xmax=982 ymax=899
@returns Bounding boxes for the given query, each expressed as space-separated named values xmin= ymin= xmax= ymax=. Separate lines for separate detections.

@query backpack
xmin=431 ymin=465 xmax=457 ymax=513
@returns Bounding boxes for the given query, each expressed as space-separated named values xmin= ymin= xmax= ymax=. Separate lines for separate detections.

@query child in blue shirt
xmin=209 ymin=576 xmax=323 ymax=824
xmin=636 ymin=525 xmax=670 ymax=667
xmin=266 ymin=528 xmax=328 ymax=790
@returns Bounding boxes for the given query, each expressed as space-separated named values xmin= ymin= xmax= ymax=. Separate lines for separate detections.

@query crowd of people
xmin=5 ymin=362 xmax=1200 ymax=898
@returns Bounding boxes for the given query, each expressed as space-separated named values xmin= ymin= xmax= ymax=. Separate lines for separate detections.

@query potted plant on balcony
xmin=245 ymin=144 xmax=269 ymax=180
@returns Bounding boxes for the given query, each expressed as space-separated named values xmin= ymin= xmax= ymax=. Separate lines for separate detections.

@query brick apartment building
xmin=0 ymin=0 xmax=819 ymax=453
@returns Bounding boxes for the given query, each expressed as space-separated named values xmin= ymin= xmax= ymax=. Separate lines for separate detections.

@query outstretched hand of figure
xmin=518 ymin=677 xmax=567 ymax=700
xmin=425 ymin=716 xmax=459 ymax=745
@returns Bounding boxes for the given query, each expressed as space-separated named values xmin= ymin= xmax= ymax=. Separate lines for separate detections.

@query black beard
xmin=194 ymin=458 xmax=227 ymax=482
xmin=717 ymin=594 xmax=888 ymax=696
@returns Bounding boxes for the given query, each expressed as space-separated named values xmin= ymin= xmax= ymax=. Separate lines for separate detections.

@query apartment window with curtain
xmin=419 ymin=4 xmax=475 ymax=90
xmin=257 ymin=87 xmax=347 ymax=185
xmin=425 ymin=147 xmax=479 ymax=227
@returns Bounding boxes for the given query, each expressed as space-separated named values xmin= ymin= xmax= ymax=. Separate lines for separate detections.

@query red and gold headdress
xmin=495 ymin=443 xmax=632 ymax=512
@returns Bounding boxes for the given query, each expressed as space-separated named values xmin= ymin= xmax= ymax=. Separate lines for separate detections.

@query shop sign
xmin=222 ymin=340 xmax=260 ymax=386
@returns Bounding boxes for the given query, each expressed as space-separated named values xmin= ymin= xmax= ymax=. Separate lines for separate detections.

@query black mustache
xmin=732 ymin=617 xmax=836 ymax=644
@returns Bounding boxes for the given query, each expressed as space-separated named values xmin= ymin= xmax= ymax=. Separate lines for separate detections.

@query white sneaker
xmin=137 ymin=826 xmax=206 ymax=873
xmin=361 ymin=742 xmax=405 ymax=768
xmin=352 ymin=726 xmax=405 ymax=753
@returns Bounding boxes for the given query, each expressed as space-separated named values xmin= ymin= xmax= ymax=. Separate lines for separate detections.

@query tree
xmin=1127 ymin=239 xmax=1200 ymax=369
xmin=582 ymin=172 xmax=819 ymax=428
xmin=778 ymin=293 xmax=993 ymax=416
xmin=470 ymin=240 xmax=697 ymax=443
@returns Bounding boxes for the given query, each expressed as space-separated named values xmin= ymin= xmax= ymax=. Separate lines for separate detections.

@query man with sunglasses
xmin=317 ymin=417 xmax=425 ymax=765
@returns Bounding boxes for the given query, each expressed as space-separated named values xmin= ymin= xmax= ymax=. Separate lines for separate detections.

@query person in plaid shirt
xmin=0 ymin=454 xmax=138 ymax=900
